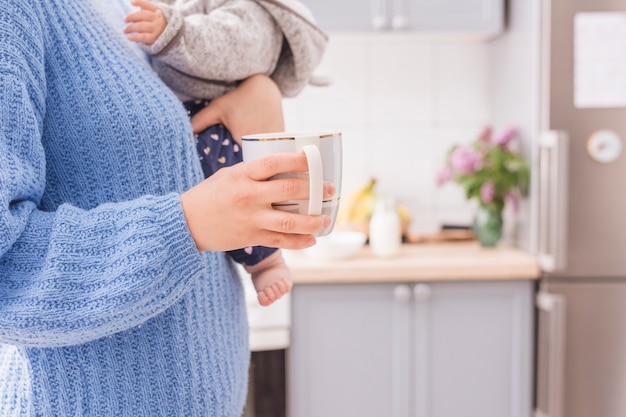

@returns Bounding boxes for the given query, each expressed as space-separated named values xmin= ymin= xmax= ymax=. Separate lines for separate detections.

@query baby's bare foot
xmin=257 ymin=276 xmax=292 ymax=306
xmin=246 ymin=251 xmax=293 ymax=307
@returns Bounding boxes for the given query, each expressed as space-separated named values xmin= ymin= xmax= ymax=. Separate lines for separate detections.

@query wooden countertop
xmin=284 ymin=242 xmax=541 ymax=284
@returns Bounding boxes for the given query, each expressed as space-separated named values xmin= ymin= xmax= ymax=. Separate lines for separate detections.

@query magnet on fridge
xmin=586 ymin=129 xmax=623 ymax=163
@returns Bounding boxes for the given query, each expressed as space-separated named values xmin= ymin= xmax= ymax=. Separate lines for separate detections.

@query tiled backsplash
xmin=283 ymin=34 xmax=492 ymax=234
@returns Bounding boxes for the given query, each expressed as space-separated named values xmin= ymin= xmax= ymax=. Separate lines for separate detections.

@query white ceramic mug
xmin=242 ymin=131 xmax=342 ymax=237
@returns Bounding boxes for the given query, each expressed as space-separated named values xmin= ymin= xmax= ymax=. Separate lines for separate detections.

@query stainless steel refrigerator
xmin=535 ymin=1 xmax=626 ymax=417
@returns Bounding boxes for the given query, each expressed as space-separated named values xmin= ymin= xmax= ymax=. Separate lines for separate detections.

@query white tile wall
xmin=283 ymin=34 xmax=492 ymax=234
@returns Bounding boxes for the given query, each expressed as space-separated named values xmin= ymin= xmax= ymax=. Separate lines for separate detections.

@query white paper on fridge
xmin=574 ymin=12 xmax=626 ymax=109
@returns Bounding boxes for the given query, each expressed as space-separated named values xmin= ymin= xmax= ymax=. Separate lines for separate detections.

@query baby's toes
xmin=276 ymin=280 xmax=294 ymax=298
xmin=258 ymin=292 xmax=269 ymax=306
xmin=258 ymin=290 xmax=272 ymax=307
xmin=275 ymin=280 xmax=288 ymax=294
xmin=258 ymin=287 xmax=277 ymax=306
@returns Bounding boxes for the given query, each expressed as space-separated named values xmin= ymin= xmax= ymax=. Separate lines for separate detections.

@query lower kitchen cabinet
xmin=287 ymin=280 xmax=533 ymax=417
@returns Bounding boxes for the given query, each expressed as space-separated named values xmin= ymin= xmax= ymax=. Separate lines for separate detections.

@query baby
xmin=123 ymin=0 xmax=327 ymax=306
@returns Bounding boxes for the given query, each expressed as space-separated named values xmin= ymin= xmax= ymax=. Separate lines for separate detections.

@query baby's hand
xmin=123 ymin=0 xmax=167 ymax=45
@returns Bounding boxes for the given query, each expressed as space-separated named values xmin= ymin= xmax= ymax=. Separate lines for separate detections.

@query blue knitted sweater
xmin=0 ymin=1 xmax=249 ymax=416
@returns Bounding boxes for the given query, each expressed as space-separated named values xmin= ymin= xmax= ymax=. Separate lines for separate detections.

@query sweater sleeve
xmin=0 ymin=1 xmax=206 ymax=348
xmin=142 ymin=0 xmax=284 ymax=82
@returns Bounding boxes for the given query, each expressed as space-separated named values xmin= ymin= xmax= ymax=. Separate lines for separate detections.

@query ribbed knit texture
xmin=0 ymin=0 xmax=249 ymax=415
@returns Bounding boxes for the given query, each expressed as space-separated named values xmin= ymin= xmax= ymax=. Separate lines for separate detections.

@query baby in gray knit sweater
xmin=123 ymin=0 xmax=327 ymax=307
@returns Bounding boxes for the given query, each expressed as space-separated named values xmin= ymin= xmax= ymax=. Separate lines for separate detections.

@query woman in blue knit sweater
xmin=0 ymin=0 xmax=331 ymax=415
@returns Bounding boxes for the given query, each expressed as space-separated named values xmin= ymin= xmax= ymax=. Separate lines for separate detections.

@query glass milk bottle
xmin=369 ymin=197 xmax=402 ymax=257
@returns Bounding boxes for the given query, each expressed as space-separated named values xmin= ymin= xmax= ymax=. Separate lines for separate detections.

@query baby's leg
xmin=244 ymin=250 xmax=293 ymax=307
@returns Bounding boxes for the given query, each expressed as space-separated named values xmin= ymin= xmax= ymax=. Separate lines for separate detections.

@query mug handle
xmin=301 ymin=144 xmax=323 ymax=215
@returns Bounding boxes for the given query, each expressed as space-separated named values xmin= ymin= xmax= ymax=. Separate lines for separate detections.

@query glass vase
xmin=473 ymin=205 xmax=503 ymax=247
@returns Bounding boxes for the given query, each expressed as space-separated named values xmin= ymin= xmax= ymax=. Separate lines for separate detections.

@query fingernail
xmin=306 ymin=237 xmax=317 ymax=247
xmin=323 ymin=215 xmax=331 ymax=227
xmin=325 ymin=182 xmax=336 ymax=196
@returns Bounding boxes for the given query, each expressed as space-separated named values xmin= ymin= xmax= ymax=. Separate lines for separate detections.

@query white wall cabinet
xmin=288 ymin=280 xmax=533 ymax=417
xmin=302 ymin=0 xmax=503 ymax=38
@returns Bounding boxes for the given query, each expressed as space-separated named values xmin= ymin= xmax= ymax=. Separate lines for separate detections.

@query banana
xmin=337 ymin=178 xmax=377 ymax=227
xmin=337 ymin=179 xmax=413 ymax=238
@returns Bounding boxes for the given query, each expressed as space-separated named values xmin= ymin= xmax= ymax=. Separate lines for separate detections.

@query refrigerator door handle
xmin=538 ymin=130 xmax=569 ymax=272
xmin=535 ymin=291 xmax=567 ymax=417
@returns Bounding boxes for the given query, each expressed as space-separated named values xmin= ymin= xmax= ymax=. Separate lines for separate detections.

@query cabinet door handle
xmin=371 ymin=0 xmax=389 ymax=30
xmin=393 ymin=285 xmax=412 ymax=302
xmin=371 ymin=15 xmax=387 ymax=30
xmin=390 ymin=0 xmax=409 ymax=30
xmin=413 ymin=284 xmax=432 ymax=301
xmin=391 ymin=14 xmax=408 ymax=30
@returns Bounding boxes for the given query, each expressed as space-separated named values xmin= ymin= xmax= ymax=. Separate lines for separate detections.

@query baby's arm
xmin=124 ymin=0 xmax=282 ymax=84
xmin=190 ymin=74 xmax=285 ymax=143
xmin=123 ymin=0 xmax=167 ymax=45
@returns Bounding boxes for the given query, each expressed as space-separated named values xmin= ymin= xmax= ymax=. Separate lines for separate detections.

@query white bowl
xmin=303 ymin=231 xmax=367 ymax=260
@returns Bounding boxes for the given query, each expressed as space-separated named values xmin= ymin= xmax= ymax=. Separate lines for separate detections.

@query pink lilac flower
xmin=450 ymin=146 xmax=482 ymax=174
xmin=480 ymin=180 xmax=495 ymax=204
xmin=436 ymin=166 xmax=452 ymax=186
xmin=494 ymin=127 xmax=517 ymax=149
xmin=478 ymin=126 xmax=492 ymax=142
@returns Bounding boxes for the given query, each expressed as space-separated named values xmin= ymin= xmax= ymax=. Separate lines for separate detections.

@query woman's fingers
xmin=252 ymin=229 xmax=318 ymax=251
xmin=323 ymin=181 xmax=337 ymax=199
xmin=243 ymin=153 xmax=336 ymax=202
xmin=256 ymin=209 xmax=331 ymax=237
xmin=251 ymin=202 xmax=334 ymax=248
xmin=256 ymin=177 xmax=336 ymax=203
xmin=180 ymin=154 xmax=335 ymax=252
xmin=243 ymin=153 xmax=308 ymax=181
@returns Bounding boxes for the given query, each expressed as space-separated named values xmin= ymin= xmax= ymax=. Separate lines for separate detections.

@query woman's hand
xmin=180 ymin=153 xmax=335 ymax=252
xmin=124 ymin=0 xmax=167 ymax=45
xmin=190 ymin=74 xmax=284 ymax=143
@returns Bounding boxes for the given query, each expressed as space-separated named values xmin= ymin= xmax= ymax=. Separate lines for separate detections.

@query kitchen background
xmin=280 ymin=0 xmax=538 ymax=249
xmin=246 ymin=1 xmax=541 ymax=415
xmin=283 ymin=35 xmax=490 ymax=235
xmin=249 ymin=0 xmax=626 ymax=416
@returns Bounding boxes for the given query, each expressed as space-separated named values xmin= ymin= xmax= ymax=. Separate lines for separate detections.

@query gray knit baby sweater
xmin=140 ymin=0 xmax=328 ymax=100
